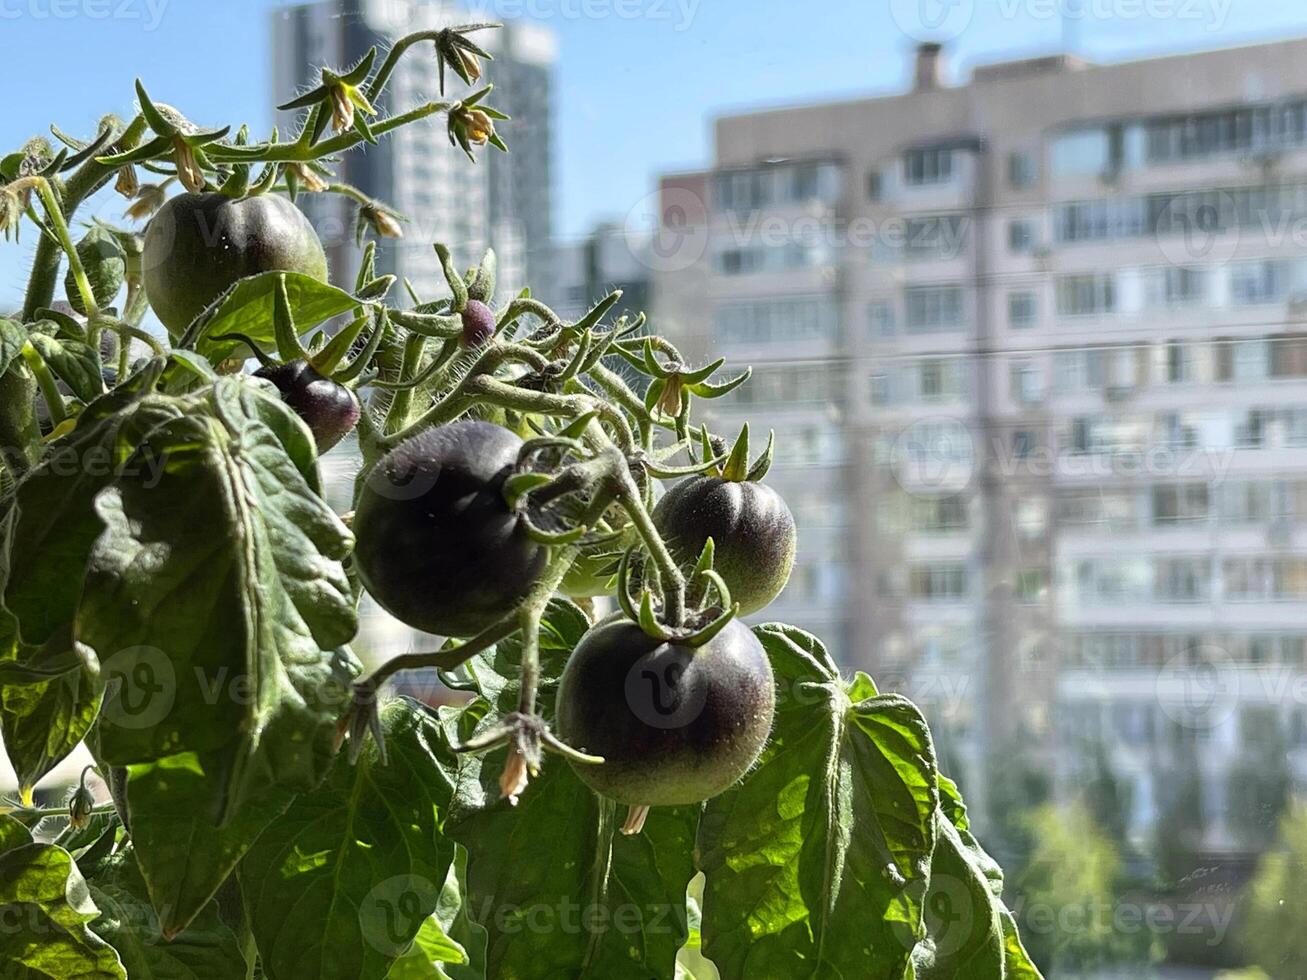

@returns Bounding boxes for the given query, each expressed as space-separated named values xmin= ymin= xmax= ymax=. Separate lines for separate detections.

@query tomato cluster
xmin=352 ymin=412 xmax=795 ymax=816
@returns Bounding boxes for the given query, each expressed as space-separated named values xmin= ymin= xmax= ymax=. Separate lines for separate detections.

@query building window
xmin=1055 ymin=274 xmax=1115 ymax=316
xmin=903 ymin=146 xmax=954 ymax=186
xmin=870 ymin=373 xmax=891 ymax=406
xmin=1010 ymin=359 xmax=1042 ymax=405
xmin=905 ymin=284 xmax=964 ymax=333
xmin=1012 ymin=429 xmax=1036 ymax=459
xmin=1152 ymin=483 xmax=1210 ymax=525
xmin=1008 ymin=291 xmax=1037 ymax=329
xmin=1016 ymin=568 xmax=1047 ymax=602
xmin=1008 ymin=151 xmax=1037 ymax=188
xmin=868 ymin=300 xmax=895 ymax=337
xmin=909 ymin=562 xmax=968 ymax=600
xmin=1165 ymin=341 xmax=1193 ymax=383
xmin=715 ymin=296 xmax=839 ymax=346
xmin=1230 ymin=260 xmax=1287 ymax=305
xmin=904 ymin=215 xmax=969 ymax=260
xmin=1007 ymin=220 xmax=1035 ymax=253
xmin=867 ymin=170 xmax=883 ymax=201
xmin=1146 ymin=266 xmax=1205 ymax=307
xmin=911 ymin=495 xmax=969 ymax=533
xmin=916 ymin=357 xmax=966 ymax=401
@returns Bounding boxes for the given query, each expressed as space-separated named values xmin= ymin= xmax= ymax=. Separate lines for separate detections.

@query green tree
xmin=1010 ymin=803 xmax=1155 ymax=974
xmin=1241 ymin=800 xmax=1307 ymax=977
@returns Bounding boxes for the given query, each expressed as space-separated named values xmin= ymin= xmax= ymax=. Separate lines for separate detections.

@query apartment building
xmin=271 ymin=0 xmax=555 ymax=299
xmin=652 ymin=38 xmax=1307 ymax=846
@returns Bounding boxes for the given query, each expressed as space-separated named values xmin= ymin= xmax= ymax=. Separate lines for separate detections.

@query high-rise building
xmin=653 ymin=38 xmax=1307 ymax=847
xmin=548 ymin=221 xmax=653 ymax=322
xmin=271 ymin=0 xmax=555 ymax=300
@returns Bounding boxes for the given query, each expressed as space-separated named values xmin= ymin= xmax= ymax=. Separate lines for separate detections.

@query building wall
xmin=654 ymin=37 xmax=1307 ymax=845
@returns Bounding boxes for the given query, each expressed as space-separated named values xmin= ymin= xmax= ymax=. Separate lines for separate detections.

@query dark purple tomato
xmin=460 ymin=299 xmax=495 ymax=347
xmin=253 ymin=360 xmax=360 ymax=452
xmin=555 ymin=616 xmax=774 ymax=806
xmin=352 ymin=420 xmax=547 ymax=637
xmin=653 ymin=476 xmax=796 ymax=615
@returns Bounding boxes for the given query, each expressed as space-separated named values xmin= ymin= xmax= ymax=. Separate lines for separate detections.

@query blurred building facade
xmin=653 ymin=38 xmax=1307 ymax=848
xmin=271 ymin=0 xmax=555 ymax=299
xmin=547 ymin=221 xmax=653 ymax=322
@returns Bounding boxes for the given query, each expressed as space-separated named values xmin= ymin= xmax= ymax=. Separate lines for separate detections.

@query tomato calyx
xmin=453 ymin=711 xmax=603 ymax=806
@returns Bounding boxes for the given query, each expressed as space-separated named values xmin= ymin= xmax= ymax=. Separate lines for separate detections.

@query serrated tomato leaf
xmin=84 ymin=845 xmax=250 ymax=979
xmin=696 ymin=623 xmax=940 ymax=980
xmin=82 ymin=378 xmax=356 ymax=814
xmin=0 ymin=840 xmax=126 ymax=978
xmin=239 ymin=697 xmax=459 ymax=980
xmin=0 ymin=618 xmax=100 ymax=803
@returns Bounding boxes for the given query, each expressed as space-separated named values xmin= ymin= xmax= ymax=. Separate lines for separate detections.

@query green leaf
xmin=384 ymin=915 xmax=467 ymax=980
xmin=0 ymin=317 xmax=29 ymax=375
xmin=447 ymin=600 xmax=699 ymax=980
xmin=239 ymin=698 xmax=458 ymax=980
xmin=0 ymin=617 xmax=100 ymax=802
xmin=919 ymin=778 xmax=1044 ymax=980
xmin=28 ymin=332 xmax=104 ymax=404
xmin=121 ymin=750 xmax=296 ymax=940
xmin=191 ymin=271 xmax=361 ymax=362
xmin=82 ymin=378 xmax=356 ymax=814
xmin=3 ymin=377 xmax=178 ymax=646
xmin=696 ymin=623 xmax=940 ymax=980
xmin=84 ymin=846 xmax=250 ymax=978
xmin=0 ymin=841 xmax=126 ymax=978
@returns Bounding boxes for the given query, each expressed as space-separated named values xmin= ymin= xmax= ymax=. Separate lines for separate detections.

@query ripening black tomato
xmin=461 ymin=299 xmax=495 ymax=347
xmin=352 ymin=420 xmax=548 ymax=637
xmin=143 ymin=192 xmax=328 ymax=337
xmin=555 ymin=617 xmax=774 ymax=807
xmin=652 ymin=476 xmax=796 ymax=615
xmin=253 ymin=360 xmax=360 ymax=452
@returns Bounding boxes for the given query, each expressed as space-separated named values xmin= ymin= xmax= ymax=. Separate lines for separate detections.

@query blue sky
xmin=2 ymin=0 xmax=1305 ymax=308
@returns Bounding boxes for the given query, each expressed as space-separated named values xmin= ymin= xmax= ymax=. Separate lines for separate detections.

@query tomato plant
xmin=0 ymin=21 xmax=1041 ymax=980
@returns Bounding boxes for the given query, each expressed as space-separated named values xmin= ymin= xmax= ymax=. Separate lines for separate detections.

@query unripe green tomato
xmin=65 ymin=226 xmax=126 ymax=315
xmin=142 ymin=192 xmax=328 ymax=338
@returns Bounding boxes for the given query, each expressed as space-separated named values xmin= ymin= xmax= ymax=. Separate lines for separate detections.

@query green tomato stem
xmin=614 ymin=469 xmax=685 ymax=626
xmin=206 ymin=102 xmax=450 ymax=164
xmin=20 ymin=343 xmax=67 ymax=426
xmin=22 ymin=115 xmax=147 ymax=322
xmin=383 ymin=332 xmax=427 ymax=435
xmin=32 ymin=179 xmax=98 ymax=322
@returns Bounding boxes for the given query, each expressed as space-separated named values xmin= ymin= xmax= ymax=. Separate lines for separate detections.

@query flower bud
xmin=114 ymin=165 xmax=140 ymax=199
xmin=68 ymin=782 xmax=95 ymax=830
xmin=289 ymin=163 xmax=328 ymax=194
xmin=499 ymin=744 xmax=530 ymax=806
xmin=329 ymin=84 xmax=355 ymax=134
xmin=456 ymin=47 xmax=482 ymax=84
xmin=173 ymin=138 xmax=205 ymax=193
xmin=360 ymin=202 xmax=404 ymax=240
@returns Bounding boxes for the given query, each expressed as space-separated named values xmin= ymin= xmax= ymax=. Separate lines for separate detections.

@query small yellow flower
xmin=465 ymin=109 xmax=495 ymax=146
xmin=125 ymin=184 xmax=167 ymax=222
